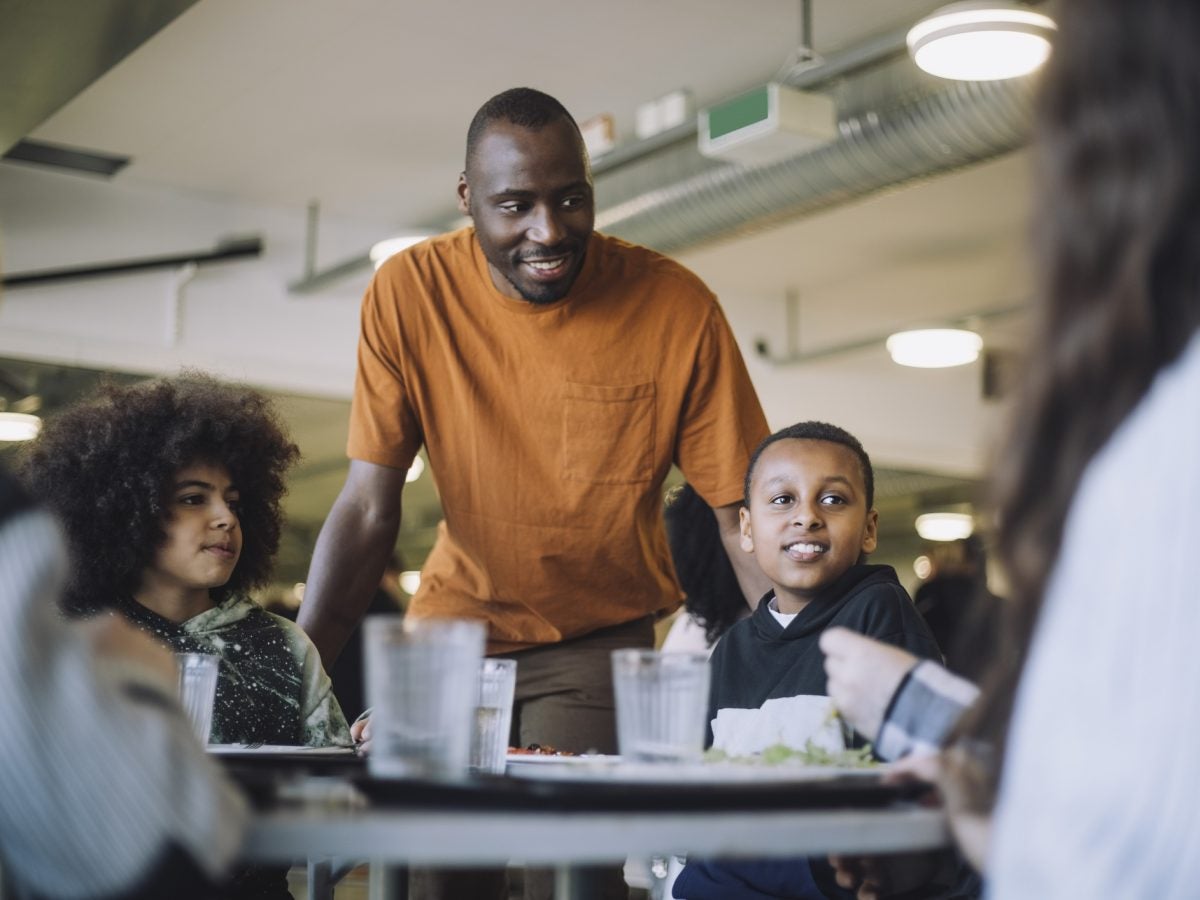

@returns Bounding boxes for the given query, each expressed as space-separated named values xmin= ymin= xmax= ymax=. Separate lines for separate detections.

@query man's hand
xmin=820 ymin=627 xmax=918 ymax=742
xmin=350 ymin=713 xmax=372 ymax=754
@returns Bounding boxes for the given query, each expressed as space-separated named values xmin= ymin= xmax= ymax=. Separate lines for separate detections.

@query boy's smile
xmin=740 ymin=438 xmax=878 ymax=615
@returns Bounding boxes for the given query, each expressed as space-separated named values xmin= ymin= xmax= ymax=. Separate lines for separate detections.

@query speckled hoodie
xmin=118 ymin=594 xmax=350 ymax=746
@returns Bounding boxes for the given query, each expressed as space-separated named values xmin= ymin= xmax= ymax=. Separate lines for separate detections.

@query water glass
xmin=469 ymin=658 xmax=517 ymax=774
xmin=364 ymin=616 xmax=486 ymax=780
xmin=612 ymin=649 xmax=710 ymax=763
xmin=176 ymin=652 xmax=220 ymax=744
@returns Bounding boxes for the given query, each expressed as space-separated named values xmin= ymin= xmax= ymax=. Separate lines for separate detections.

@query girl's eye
xmin=821 ymin=494 xmax=847 ymax=506
xmin=178 ymin=493 xmax=204 ymax=506
xmin=770 ymin=494 xmax=792 ymax=505
xmin=227 ymin=499 xmax=241 ymax=513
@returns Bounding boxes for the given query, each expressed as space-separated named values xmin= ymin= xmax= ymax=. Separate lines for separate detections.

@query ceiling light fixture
xmin=915 ymin=512 xmax=975 ymax=542
xmin=398 ymin=571 xmax=422 ymax=596
xmin=886 ymin=328 xmax=982 ymax=368
xmin=369 ymin=234 xmax=431 ymax=270
xmin=405 ymin=455 xmax=425 ymax=484
xmin=0 ymin=412 xmax=41 ymax=442
xmin=907 ymin=2 xmax=1056 ymax=82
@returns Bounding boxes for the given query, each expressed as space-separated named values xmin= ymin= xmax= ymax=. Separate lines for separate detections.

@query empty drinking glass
xmin=364 ymin=617 xmax=486 ymax=780
xmin=176 ymin=652 xmax=220 ymax=744
xmin=612 ymin=649 xmax=710 ymax=763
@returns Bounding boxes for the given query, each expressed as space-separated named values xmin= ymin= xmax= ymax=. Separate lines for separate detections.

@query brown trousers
xmin=409 ymin=615 xmax=656 ymax=900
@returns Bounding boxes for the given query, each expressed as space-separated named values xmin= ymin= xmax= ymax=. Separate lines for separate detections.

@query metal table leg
xmin=554 ymin=865 xmax=606 ymax=900
xmin=368 ymin=862 xmax=409 ymax=900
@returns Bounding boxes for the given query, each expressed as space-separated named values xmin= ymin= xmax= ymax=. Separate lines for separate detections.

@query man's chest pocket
xmin=563 ymin=381 xmax=656 ymax=484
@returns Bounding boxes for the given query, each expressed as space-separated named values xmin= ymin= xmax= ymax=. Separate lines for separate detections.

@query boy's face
xmin=740 ymin=438 xmax=878 ymax=613
xmin=143 ymin=461 xmax=243 ymax=602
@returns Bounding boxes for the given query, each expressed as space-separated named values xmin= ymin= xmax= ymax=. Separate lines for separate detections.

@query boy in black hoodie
xmin=674 ymin=422 xmax=977 ymax=900
xmin=706 ymin=420 xmax=941 ymax=754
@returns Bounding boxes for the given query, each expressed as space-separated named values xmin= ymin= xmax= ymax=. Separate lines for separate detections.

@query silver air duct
xmin=595 ymin=51 xmax=1035 ymax=254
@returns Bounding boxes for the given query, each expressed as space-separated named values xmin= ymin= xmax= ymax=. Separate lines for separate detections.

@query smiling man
xmin=298 ymin=87 xmax=769 ymax=900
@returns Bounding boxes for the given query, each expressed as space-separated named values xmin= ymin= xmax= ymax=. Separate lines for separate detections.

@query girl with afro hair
xmin=20 ymin=374 xmax=350 ymax=750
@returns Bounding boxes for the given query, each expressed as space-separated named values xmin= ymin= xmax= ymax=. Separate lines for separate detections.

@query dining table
xmin=219 ymin=748 xmax=950 ymax=900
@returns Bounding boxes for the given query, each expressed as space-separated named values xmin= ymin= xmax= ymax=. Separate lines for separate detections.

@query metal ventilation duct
xmin=594 ymin=52 xmax=1035 ymax=254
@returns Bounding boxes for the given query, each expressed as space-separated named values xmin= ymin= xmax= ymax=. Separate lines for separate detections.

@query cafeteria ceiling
xmin=0 ymin=0 xmax=1036 ymax=573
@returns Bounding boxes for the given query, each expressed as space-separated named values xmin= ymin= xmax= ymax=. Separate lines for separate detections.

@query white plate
xmin=207 ymin=743 xmax=357 ymax=756
xmin=507 ymin=758 xmax=885 ymax=784
xmin=505 ymin=752 xmax=620 ymax=766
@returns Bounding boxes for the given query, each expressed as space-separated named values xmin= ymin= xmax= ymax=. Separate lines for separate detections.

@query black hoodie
xmin=707 ymin=564 xmax=942 ymax=747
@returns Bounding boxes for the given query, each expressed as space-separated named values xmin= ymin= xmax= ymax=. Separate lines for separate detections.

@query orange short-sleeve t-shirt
xmin=348 ymin=227 xmax=767 ymax=653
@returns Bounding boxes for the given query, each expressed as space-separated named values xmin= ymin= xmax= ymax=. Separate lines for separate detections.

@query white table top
xmin=244 ymin=804 xmax=949 ymax=866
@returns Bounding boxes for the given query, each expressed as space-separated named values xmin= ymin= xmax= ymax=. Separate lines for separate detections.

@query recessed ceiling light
xmin=0 ymin=412 xmax=41 ymax=442
xmin=915 ymin=512 xmax=975 ymax=542
xmin=907 ymin=2 xmax=1056 ymax=82
xmin=886 ymin=328 xmax=982 ymax=368
xmin=405 ymin=455 xmax=425 ymax=484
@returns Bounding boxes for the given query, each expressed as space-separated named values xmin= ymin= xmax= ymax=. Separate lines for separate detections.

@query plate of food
xmin=505 ymin=745 xmax=620 ymax=767
xmin=505 ymin=742 xmax=884 ymax=784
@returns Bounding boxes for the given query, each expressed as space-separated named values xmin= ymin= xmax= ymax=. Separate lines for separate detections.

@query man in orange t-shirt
xmin=299 ymin=80 xmax=767 ymax=762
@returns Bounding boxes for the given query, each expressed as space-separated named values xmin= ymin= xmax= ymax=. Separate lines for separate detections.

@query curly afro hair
xmin=19 ymin=373 xmax=299 ymax=615
xmin=663 ymin=482 xmax=746 ymax=646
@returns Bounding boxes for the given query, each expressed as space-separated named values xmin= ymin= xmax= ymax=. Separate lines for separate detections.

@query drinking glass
xmin=364 ymin=617 xmax=486 ymax=780
xmin=469 ymin=658 xmax=517 ymax=774
xmin=612 ymin=649 xmax=710 ymax=763
xmin=176 ymin=652 xmax=220 ymax=744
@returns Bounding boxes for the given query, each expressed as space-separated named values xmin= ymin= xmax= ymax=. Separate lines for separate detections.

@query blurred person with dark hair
xmin=827 ymin=2 xmax=1200 ymax=896
xmin=912 ymin=536 xmax=999 ymax=680
xmin=660 ymin=482 xmax=753 ymax=653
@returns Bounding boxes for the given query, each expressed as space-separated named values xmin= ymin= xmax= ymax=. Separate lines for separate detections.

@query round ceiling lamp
xmin=886 ymin=328 xmax=982 ymax=368
xmin=369 ymin=234 xmax=432 ymax=270
xmin=405 ymin=454 xmax=425 ymax=484
xmin=907 ymin=2 xmax=1056 ymax=82
xmin=0 ymin=412 xmax=42 ymax=442
xmin=915 ymin=512 xmax=976 ymax=542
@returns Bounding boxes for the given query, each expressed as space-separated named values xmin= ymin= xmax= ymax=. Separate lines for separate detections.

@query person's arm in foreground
xmin=821 ymin=627 xmax=986 ymax=897
xmin=712 ymin=502 xmax=771 ymax=607
xmin=820 ymin=626 xmax=979 ymax=759
xmin=0 ymin=504 xmax=247 ymax=899
xmin=298 ymin=459 xmax=406 ymax=666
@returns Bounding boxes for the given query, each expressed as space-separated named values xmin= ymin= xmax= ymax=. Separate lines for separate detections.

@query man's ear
xmin=861 ymin=508 xmax=879 ymax=555
xmin=456 ymin=172 xmax=471 ymax=216
xmin=739 ymin=506 xmax=755 ymax=554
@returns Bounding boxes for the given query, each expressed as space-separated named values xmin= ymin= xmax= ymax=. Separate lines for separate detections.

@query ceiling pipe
xmin=1 ymin=236 xmax=263 ymax=289
xmin=597 ymin=51 xmax=1034 ymax=252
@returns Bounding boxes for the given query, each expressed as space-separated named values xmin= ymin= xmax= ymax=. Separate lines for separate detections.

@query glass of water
xmin=470 ymin=658 xmax=517 ymax=775
xmin=612 ymin=649 xmax=710 ymax=763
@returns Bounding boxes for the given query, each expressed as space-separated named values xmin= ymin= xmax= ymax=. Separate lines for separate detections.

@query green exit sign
xmin=699 ymin=83 xmax=836 ymax=167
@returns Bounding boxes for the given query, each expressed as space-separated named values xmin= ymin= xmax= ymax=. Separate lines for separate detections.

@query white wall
xmin=0 ymin=164 xmax=387 ymax=398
